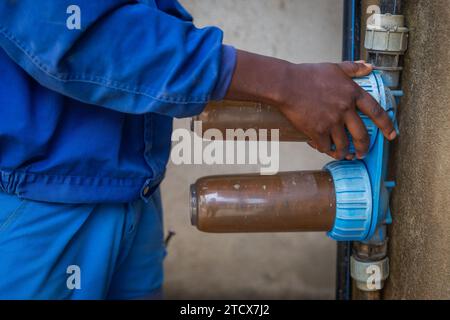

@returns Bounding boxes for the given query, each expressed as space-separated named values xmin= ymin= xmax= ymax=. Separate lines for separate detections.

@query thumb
xmin=338 ymin=60 xmax=373 ymax=78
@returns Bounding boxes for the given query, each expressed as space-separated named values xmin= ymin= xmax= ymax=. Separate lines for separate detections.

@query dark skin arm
xmin=225 ymin=50 xmax=397 ymax=160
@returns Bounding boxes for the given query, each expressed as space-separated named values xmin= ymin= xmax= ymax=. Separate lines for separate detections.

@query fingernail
xmin=389 ymin=131 xmax=397 ymax=140
xmin=364 ymin=62 xmax=373 ymax=68
xmin=357 ymin=153 xmax=366 ymax=160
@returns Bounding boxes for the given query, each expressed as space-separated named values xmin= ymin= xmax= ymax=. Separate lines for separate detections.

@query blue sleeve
xmin=211 ymin=45 xmax=237 ymax=101
xmin=0 ymin=1 xmax=236 ymax=117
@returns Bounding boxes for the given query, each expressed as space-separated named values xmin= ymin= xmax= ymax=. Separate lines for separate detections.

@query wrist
xmin=266 ymin=59 xmax=293 ymax=106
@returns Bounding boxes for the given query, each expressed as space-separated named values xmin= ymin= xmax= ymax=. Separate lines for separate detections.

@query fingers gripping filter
xmin=325 ymin=161 xmax=372 ymax=241
xmin=346 ymin=74 xmax=383 ymax=154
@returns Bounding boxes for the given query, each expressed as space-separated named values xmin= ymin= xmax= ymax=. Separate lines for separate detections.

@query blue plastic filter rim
xmin=325 ymin=161 xmax=373 ymax=241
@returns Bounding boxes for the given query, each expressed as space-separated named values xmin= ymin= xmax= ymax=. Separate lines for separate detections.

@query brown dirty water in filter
xmin=190 ymin=171 xmax=336 ymax=233
xmin=192 ymin=100 xmax=309 ymax=142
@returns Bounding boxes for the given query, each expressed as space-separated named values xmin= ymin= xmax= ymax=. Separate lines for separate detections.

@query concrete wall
xmin=161 ymin=0 xmax=344 ymax=299
xmin=384 ymin=0 xmax=450 ymax=300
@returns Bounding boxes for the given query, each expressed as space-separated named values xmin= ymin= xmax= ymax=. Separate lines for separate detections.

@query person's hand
xmin=276 ymin=61 xmax=397 ymax=159
xmin=225 ymin=50 xmax=397 ymax=160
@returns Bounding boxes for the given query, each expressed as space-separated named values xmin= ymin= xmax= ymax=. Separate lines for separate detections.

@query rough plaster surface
xmin=383 ymin=0 xmax=450 ymax=300
xmin=161 ymin=0 xmax=343 ymax=299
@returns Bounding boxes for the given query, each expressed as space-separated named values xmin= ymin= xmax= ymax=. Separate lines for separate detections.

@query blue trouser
xmin=0 ymin=188 xmax=166 ymax=299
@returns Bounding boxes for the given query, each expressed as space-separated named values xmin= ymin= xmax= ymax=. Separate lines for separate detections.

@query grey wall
xmin=161 ymin=0 xmax=344 ymax=299
xmin=384 ymin=0 xmax=450 ymax=300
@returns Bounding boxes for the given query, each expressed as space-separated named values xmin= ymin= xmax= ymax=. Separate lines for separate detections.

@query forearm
xmin=225 ymin=49 xmax=291 ymax=106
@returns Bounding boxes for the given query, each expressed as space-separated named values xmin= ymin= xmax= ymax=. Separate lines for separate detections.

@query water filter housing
xmin=326 ymin=71 xmax=397 ymax=242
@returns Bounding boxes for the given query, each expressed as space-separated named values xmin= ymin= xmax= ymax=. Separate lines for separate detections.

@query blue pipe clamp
xmin=325 ymin=71 xmax=398 ymax=243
